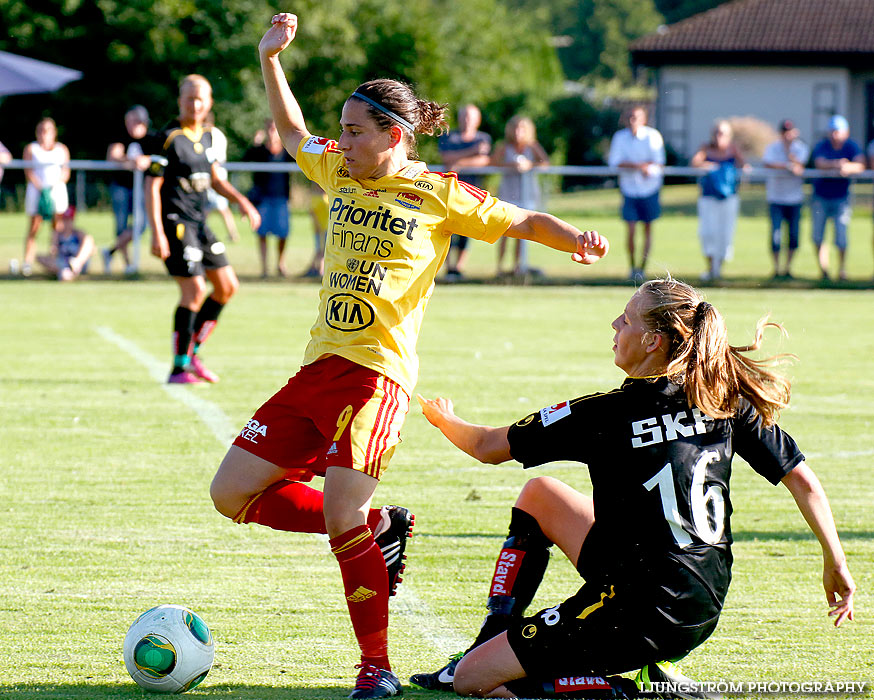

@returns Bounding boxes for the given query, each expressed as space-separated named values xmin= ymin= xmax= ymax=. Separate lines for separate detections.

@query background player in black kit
xmin=414 ymin=278 xmax=855 ymax=699
xmin=147 ymin=74 xmax=260 ymax=383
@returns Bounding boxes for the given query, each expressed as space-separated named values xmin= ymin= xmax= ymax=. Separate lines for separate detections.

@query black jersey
xmin=507 ymin=377 xmax=803 ymax=618
xmin=148 ymin=120 xmax=215 ymax=222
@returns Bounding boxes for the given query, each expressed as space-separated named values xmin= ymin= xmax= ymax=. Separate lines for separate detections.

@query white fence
xmin=6 ymin=158 xmax=872 ymax=273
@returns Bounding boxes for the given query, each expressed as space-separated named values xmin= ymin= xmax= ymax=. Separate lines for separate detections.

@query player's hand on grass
xmin=824 ymin=560 xmax=855 ymax=627
xmin=571 ymin=230 xmax=609 ymax=265
xmin=417 ymin=395 xmax=456 ymax=428
xmin=260 ymin=13 xmax=298 ymax=58
xmin=151 ymin=232 xmax=170 ymax=260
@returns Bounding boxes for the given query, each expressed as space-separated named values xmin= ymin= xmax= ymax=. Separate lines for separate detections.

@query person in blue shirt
xmin=810 ymin=115 xmax=865 ymax=281
xmin=690 ymin=121 xmax=746 ymax=283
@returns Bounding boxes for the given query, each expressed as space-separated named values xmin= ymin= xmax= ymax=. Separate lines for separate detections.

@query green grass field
xmin=0 ymin=193 xmax=872 ymax=699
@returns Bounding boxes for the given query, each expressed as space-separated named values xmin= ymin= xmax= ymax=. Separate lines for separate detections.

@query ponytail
xmin=640 ymin=278 xmax=792 ymax=426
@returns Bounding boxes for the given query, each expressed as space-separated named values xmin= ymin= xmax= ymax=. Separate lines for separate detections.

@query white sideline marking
xmin=94 ymin=325 xmax=238 ymax=444
xmin=94 ymin=325 xmax=463 ymax=653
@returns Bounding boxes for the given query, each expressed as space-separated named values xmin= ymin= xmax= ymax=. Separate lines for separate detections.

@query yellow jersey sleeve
xmin=296 ymin=135 xmax=345 ymax=187
xmin=442 ymin=173 xmax=518 ymax=243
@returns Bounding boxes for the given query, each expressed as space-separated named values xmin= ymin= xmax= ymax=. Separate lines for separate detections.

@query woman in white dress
xmin=22 ymin=118 xmax=71 ymax=276
xmin=493 ymin=115 xmax=549 ymax=277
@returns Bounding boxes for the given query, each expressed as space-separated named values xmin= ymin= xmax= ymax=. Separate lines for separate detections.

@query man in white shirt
xmin=608 ymin=106 xmax=665 ymax=284
xmin=762 ymin=119 xmax=809 ymax=280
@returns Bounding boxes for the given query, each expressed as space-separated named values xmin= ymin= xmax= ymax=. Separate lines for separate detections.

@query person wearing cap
xmin=36 ymin=206 xmax=95 ymax=281
xmin=106 ymin=105 xmax=154 ymax=275
xmin=762 ymin=120 xmax=809 ymax=280
xmin=810 ymin=115 xmax=865 ymax=280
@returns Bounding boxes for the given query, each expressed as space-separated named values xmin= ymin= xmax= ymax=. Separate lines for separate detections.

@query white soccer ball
xmin=123 ymin=604 xmax=215 ymax=694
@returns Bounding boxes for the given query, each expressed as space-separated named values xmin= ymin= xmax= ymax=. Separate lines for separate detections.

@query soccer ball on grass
xmin=123 ymin=604 xmax=215 ymax=693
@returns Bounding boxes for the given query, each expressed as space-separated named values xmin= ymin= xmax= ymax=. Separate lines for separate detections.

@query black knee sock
xmin=468 ymin=507 xmax=552 ymax=651
xmin=172 ymin=306 xmax=196 ymax=372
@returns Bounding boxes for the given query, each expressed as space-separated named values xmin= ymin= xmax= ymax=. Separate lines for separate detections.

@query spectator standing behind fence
xmin=19 ymin=118 xmax=70 ymax=278
xmin=0 ymin=141 xmax=10 ymax=184
xmin=493 ymin=115 xmax=549 ymax=278
xmin=762 ymin=119 xmax=809 ymax=280
xmin=607 ymin=105 xmax=665 ymax=285
xmin=438 ymin=104 xmax=492 ymax=281
xmin=691 ymin=120 xmax=745 ymax=283
xmin=810 ymin=115 xmax=864 ymax=281
xmin=105 ymin=105 xmax=154 ymax=275
xmin=36 ymin=206 xmax=94 ymax=281
xmin=244 ymin=119 xmax=293 ymax=278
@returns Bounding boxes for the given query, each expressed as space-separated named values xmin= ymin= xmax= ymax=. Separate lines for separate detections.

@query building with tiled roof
xmin=630 ymin=0 xmax=874 ymax=157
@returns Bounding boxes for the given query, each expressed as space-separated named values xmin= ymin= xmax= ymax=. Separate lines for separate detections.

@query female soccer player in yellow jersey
xmin=209 ymin=13 xmax=609 ymax=699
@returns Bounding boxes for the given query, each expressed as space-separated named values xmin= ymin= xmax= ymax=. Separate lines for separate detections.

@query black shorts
xmin=163 ymin=215 xmax=229 ymax=277
xmin=506 ymin=579 xmax=719 ymax=681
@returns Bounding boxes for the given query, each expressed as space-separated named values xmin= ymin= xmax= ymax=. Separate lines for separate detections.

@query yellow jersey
xmin=296 ymin=135 xmax=518 ymax=395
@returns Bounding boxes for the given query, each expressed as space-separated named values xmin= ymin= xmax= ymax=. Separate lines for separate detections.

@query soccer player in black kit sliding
xmin=147 ymin=74 xmax=260 ymax=383
xmin=414 ymin=278 xmax=855 ymax=699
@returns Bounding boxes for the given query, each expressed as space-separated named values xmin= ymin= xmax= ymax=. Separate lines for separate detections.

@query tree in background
xmin=653 ymin=0 xmax=732 ymax=25
xmin=510 ymin=0 xmax=664 ymax=84
xmin=0 ymin=0 xmax=561 ymax=168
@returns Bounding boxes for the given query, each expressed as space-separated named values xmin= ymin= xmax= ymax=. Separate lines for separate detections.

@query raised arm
xmin=259 ymin=13 xmax=311 ymax=156
xmin=781 ymin=461 xmax=855 ymax=626
xmin=504 ymin=208 xmax=608 ymax=265
xmin=417 ymin=395 xmax=512 ymax=465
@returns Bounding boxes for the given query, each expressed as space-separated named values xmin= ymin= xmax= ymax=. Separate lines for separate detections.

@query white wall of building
xmin=655 ymin=65 xmax=851 ymax=159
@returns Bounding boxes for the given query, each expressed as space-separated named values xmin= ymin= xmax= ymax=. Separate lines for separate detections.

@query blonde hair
xmin=710 ymin=119 xmax=732 ymax=148
xmin=179 ymin=74 xmax=212 ymax=96
xmin=505 ymin=115 xmax=536 ymax=147
xmin=638 ymin=277 xmax=791 ymax=426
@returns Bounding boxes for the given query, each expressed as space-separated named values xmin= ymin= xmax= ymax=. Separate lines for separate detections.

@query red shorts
xmin=232 ymin=355 xmax=410 ymax=481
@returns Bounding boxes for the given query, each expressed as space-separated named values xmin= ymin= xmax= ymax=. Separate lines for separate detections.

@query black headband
xmin=351 ymin=92 xmax=415 ymax=132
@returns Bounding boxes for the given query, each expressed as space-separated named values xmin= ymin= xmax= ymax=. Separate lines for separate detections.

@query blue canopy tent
xmin=0 ymin=50 xmax=82 ymax=96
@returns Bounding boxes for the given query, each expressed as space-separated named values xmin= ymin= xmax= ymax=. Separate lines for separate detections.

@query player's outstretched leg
xmin=372 ymin=505 xmax=414 ymax=596
xmin=409 ymin=507 xmax=551 ymax=691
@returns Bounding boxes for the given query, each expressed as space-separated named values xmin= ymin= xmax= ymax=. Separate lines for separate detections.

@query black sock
xmin=172 ymin=306 xmax=196 ymax=372
xmin=468 ymin=507 xmax=552 ymax=651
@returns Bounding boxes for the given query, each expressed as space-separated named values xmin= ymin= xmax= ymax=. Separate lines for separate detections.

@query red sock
xmin=233 ymin=480 xmax=384 ymax=534
xmin=330 ymin=525 xmax=391 ymax=670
